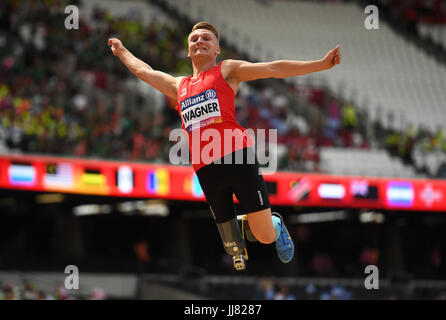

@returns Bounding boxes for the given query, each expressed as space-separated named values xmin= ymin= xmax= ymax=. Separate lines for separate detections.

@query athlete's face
xmin=187 ymin=29 xmax=220 ymax=60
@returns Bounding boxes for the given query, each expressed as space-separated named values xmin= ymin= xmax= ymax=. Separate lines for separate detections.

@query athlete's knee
xmin=254 ymin=230 xmax=276 ymax=245
xmin=242 ymin=217 xmax=276 ymax=244
xmin=244 ymin=209 xmax=276 ymax=244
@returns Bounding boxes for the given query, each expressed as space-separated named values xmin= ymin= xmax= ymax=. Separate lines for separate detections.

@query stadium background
xmin=0 ymin=0 xmax=446 ymax=300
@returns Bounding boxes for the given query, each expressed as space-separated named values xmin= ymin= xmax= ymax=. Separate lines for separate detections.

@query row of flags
xmin=4 ymin=162 xmax=444 ymax=209
xmin=288 ymin=177 xmax=443 ymax=208
xmin=7 ymin=162 xmax=204 ymax=198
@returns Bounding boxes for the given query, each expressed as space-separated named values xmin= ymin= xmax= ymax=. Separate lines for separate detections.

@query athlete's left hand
xmin=321 ymin=45 xmax=341 ymax=69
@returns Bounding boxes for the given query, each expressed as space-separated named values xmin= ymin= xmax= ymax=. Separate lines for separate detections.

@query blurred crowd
xmin=250 ymin=276 xmax=446 ymax=300
xmin=251 ymin=277 xmax=361 ymax=300
xmin=0 ymin=0 xmax=185 ymax=162
xmin=252 ymin=277 xmax=297 ymax=300
xmin=363 ymin=0 xmax=446 ymax=39
xmin=380 ymin=0 xmax=446 ymax=26
xmin=250 ymin=274 xmax=446 ymax=300
xmin=3 ymin=276 xmax=446 ymax=300
xmin=0 ymin=280 xmax=106 ymax=300
xmin=0 ymin=0 xmax=372 ymax=173
xmin=0 ymin=0 xmax=445 ymax=177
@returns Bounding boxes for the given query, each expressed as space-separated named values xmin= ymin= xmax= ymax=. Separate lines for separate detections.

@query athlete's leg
xmin=196 ymin=162 xmax=248 ymax=270
xmin=216 ymin=217 xmax=248 ymax=271
xmin=229 ymin=148 xmax=294 ymax=263
xmin=228 ymin=149 xmax=276 ymax=243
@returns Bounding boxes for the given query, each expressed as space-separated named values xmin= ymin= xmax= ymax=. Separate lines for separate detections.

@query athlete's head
xmin=187 ymin=21 xmax=220 ymax=61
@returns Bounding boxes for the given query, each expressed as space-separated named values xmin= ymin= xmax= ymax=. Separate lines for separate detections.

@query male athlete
xmin=109 ymin=22 xmax=341 ymax=270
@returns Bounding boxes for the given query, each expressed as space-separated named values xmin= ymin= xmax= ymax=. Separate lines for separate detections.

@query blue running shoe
xmin=272 ymin=212 xmax=294 ymax=263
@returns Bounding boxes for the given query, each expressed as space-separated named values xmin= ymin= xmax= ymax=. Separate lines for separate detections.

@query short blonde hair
xmin=191 ymin=21 xmax=220 ymax=42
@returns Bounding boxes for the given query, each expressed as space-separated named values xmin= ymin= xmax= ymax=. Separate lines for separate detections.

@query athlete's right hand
xmin=108 ymin=38 xmax=123 ymax=56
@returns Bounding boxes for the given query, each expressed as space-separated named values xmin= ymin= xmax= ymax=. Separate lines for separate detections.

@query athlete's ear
xmin=216 ymin=45 xmax=220 ymax=56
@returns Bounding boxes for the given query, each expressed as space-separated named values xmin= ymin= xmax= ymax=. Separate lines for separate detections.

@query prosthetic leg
xmin=217 ymin=218 xmax=249 ymax=271
xmin=217 ymin=215 xmax=259 ymax=271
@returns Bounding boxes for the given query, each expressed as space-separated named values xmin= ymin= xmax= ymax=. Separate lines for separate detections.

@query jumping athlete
xmin=109 ymin=22 xmax=341 ymax=270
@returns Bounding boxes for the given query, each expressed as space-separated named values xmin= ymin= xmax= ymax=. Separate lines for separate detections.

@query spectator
xmin=90 ymin=288 xmax=106 ymax=300
xmin=22 ymin=281 xmax=38 ymax=300
xmin=341 ymin=103 xmax=358 ymax=147
xmin=252 ymin=277 xmax=276 ymax=300
xmin=310 ymin=253 xmax=335 ymax=276
xmin=274 ymin=282 xmax=296 ymax=300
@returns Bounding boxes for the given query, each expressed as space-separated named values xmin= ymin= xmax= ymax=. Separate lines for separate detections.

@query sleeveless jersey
xmin=176 ymin=61 xmax=255 ymax=171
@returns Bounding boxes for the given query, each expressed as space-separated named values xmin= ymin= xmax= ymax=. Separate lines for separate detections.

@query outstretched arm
xmin=108 ymin=38 xmax=182 ymax=99
xmin=225 ymin=45 xmax=341 ymax=82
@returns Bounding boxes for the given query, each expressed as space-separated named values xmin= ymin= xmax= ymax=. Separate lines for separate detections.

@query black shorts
xmin=195 ymin=147 xmax=271 ymax=224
